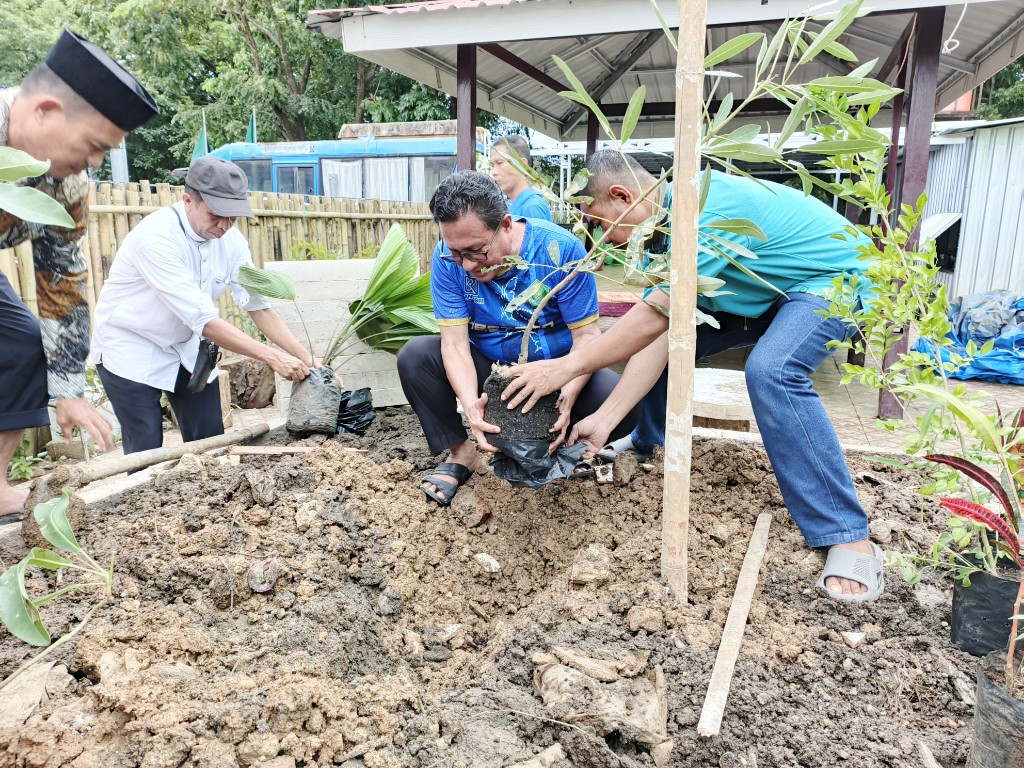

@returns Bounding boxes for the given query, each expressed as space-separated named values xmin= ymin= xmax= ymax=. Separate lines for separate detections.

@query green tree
xmin=978 ymin=58 xmax=1024 ymax=119
xmin=2 ymin=0 xmax=530 ymax=179
xmin=0 ymin=0 xmax=65 ymax=88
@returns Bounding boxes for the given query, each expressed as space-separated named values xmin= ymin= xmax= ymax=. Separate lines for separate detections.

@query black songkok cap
xmin=45 ymin=29 xmax=159 ymax=132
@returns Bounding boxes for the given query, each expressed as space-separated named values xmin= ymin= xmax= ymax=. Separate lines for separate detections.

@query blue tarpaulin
xmin=913 ymin=290 xmax=1024 ymax=385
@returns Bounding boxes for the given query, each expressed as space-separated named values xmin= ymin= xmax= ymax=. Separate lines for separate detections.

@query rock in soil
xmin=0 ymin=407 xmax=976 ymax=768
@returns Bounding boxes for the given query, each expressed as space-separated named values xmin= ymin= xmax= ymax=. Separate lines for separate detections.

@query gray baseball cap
xmin=175 ymin=157 xmax=254 ymax=218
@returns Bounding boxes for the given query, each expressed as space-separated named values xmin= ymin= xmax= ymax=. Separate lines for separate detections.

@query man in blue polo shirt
xmin=490 ymin=135 xmax=553 ymax=221
xmin=503 ymin=149 xmax=884 ymax=603
xmin=396 ymin=171 xmax=637 ymax=505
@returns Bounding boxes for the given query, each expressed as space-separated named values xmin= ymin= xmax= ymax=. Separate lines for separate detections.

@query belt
xmin=470 ymin=321 xmax=556 ymax=333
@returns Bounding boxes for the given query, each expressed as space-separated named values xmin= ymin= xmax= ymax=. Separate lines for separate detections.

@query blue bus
xmin=208 ymin=122 xmax=489 ymax=202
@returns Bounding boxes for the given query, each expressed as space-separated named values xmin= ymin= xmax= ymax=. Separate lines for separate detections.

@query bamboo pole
xmin=111 ymin=184 xmax=129 ymax=252
xmin=86 ymin=183 xmax=103 ymax=304
xmin=0 ymin=248 xmax=17 ymax=289
xmin=96 ymin=185 xmax=114 ymax=292
xmin=15 ymin=242 xmax=36 ymax=316
xmin=125 ymin=183 xmax=143 ymax=230
xmin=662 ymin=0 xmax=706 ymax=601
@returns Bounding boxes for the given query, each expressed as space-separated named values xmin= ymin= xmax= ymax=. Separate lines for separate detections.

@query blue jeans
xmin=633 ymin=292 xmax=867 ymax=548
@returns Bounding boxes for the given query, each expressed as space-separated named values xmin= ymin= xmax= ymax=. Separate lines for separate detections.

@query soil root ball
xmin=483 ymin=370 xmax=559 ymax=442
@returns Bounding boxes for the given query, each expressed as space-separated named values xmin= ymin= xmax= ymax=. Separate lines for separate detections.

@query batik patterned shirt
xmin=430 ymin=217 xmax=598 ymax=364
xmin=0 ymin=87 xmax=91 ymax=399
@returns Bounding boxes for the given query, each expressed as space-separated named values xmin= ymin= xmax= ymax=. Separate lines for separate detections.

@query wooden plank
xmin=228 ymin=445 xmax=316 ymax=455
xmin=663 ymin=0 xmax=707 ymax=604
xmin=696 ymin=512 xmax=773 ymax=738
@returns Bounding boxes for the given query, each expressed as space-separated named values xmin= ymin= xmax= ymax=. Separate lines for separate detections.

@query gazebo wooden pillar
xmin=456 ymin=44 xmax=478 ymax=172
xmin=879 ymin=6 xmax=944 ymax=419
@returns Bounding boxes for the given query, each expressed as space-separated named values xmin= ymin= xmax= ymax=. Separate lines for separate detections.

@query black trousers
xmin=0 ymin=273 xmax=49 ymax=432
xmin=397 ymin=335 xmax=640 ymax=455
xmin=97 ymin=364 xmax=223 ymax=455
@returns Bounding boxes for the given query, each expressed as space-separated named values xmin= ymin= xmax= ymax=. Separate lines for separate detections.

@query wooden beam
xmin=456 ymin=44 xmax=477 ymax=172
xmin=662 ymin=0 xmax=705 ymax=603
xmin=562 ymin=30 xmax=664 ymax=131
xmin=884 ymin=66 xmax=908 ymax=207
xmin=879 ymin=5 xmax=944 ymax=420
xmin=697 ymin=513 xmax=773 ymax=737
xmin=874 ymin=17 xmax=915 ymax=84
xmin=479 ymin=43 xmax=568 ymax=95
xmin=600 ymin=98 xmax=783 ymax=118
xmin=586 ymin=110 xmax=599 ymax=158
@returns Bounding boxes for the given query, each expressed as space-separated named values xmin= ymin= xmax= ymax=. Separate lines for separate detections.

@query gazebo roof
xmin=308 ymin=0 xmax=1024 ymax=140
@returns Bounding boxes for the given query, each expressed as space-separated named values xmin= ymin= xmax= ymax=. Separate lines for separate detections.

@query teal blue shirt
xmin=650 ymin=171 xmax=871 ymax=318
xmin=508 ymin=188 xmax=553 ymax=221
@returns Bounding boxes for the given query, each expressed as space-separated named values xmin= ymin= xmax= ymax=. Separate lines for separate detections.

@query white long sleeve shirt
xmin=90 ymin=202 xmax=270 ymax=391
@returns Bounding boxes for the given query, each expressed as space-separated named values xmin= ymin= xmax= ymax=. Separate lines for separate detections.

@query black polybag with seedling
xmin=286 ymin=365 xmax=342 ymax=434
xmin=236 ymin=225 xmax=438 ymax=434
xmin=483 ymin=369 xmax=586 ymax=488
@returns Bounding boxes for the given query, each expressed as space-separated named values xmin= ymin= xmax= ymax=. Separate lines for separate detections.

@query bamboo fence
xmin=0 ymin=182 xmax=436 ymax=328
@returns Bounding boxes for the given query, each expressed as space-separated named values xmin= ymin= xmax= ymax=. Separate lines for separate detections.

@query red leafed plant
xmin=926 ymin=408 xmax=1024 ymax=696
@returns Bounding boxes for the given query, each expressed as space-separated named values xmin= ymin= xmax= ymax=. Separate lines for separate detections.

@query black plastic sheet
xmin=490 ymin=436 xmax=587 ymax=489
xmin=336 ymin=387 xmax=376 ymax=435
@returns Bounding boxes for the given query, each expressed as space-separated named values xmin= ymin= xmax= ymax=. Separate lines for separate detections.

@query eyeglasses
xmin=439 ymin=223 xmax=502 ymax=264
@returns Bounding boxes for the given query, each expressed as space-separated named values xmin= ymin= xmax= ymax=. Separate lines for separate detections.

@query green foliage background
xmin=977 ymin=59 xmax=1024 ymax=119
xmin=2 ymin=0 xmax=504 ymax=182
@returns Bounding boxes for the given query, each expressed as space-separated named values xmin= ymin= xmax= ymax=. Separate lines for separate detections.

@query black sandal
xmin=571 ymin=461 xmax=597 ymax=479
xmin=420 ymin=462 xmax=473 ymax=506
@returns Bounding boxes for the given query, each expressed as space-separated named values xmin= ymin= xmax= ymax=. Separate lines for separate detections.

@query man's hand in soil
xmin=467 ymin=393 xmax=500 ymax=452
xmin=502 ymin=358 xmax=577 ymax=413
xmin=266 ymin=349 xmax=310 ymax=382
xmin=568 ymin=413 xmax=613 ymax=460
xmin=55 ymin=398 xmax=115 ymax=452
xmin=547 ymin=387 xmax=583 ymax=453
xmin=547 ymin=394 xmax=570 ymax=453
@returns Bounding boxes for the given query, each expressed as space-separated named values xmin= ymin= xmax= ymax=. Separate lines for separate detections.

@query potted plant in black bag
xmin=916 ymin=399 xmax=1024 ymax=767
xmin=239 ymin=224 xmax=437 ymax=434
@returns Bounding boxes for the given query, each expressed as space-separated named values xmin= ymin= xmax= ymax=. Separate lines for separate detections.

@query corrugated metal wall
xmin=924 ymin=140 xmax=972 ymax=216
xmin=953 ymin=123 xmax=1024 ymax=297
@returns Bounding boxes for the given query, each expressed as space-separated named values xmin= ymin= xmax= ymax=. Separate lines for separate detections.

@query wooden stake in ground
xmin=662 ymin=0 xmax=707 ymax=602
xmin=697 ymin=513 xmax=773 ymax=737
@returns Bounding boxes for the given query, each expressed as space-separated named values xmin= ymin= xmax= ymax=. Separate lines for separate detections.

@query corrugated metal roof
xmin=310 ymin=0 xmax=536 ymax=21
xmin=921 ymin=212 xmax=963 ymax=242
xmin=308 ymin=0 xmax=1024 ymax=141
xmin=938 ymin=115 xmax=1024 ymax=134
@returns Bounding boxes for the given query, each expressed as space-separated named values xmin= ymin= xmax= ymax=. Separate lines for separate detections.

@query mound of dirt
xmin=0 ymin=409 xmax=978 ymax=767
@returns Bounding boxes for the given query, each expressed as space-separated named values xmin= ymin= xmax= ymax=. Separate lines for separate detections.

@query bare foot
xmin=0 ymin=484 xmax=30 ymax=517
xmin=824 ymin=540 xmax=875 ymax=597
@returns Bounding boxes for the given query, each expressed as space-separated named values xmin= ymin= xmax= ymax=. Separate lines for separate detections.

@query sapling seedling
xmin=923 ymin=406 xmax=1024 ymax=697
xmin=0 ymin=490 xmax=115 ymax=691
